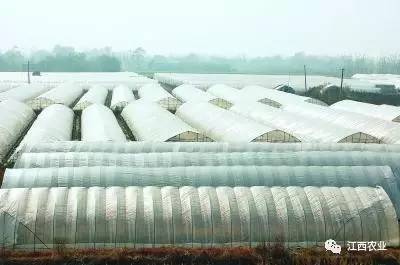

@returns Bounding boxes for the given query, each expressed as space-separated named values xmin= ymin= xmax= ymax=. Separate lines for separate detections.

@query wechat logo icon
xmin=325 ymin=239 xmax=341 ymax=254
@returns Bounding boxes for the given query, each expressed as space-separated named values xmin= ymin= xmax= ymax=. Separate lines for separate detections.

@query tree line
xmin=1 ymin=46 xmax=400 ymax=76
xmin=0 ymin=46 xmax=121 ymax=72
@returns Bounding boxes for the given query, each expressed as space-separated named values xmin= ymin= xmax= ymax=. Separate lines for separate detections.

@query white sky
xmin=1 ymin=0 xmax=399 ymax=57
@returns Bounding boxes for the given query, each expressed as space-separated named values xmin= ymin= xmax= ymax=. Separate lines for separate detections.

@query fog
xmin=1 ymin=0 xmax=400 ymax=57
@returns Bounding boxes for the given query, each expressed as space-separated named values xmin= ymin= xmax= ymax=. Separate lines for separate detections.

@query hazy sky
xmin=1 ymin=0 xmax=400 ymax=57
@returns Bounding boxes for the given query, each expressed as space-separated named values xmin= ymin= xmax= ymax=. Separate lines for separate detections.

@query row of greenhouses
xmin=0 ymin=72 xmax=157 ymax=91
xmin=155 ymin=73 xmax=400 ymax=95
xmin=1 ymin=73 xmax=400 ymax=251
xmin=2 ymin=83 xmax=400 ymax=165
xmin=1 ymin=140 xmax=400 ymax=249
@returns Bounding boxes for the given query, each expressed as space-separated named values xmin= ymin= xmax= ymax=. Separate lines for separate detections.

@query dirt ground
xmin=0 ymin=245 xmax=399 ymax=265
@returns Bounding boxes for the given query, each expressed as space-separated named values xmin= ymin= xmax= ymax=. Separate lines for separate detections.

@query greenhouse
xmin=122 ymin=102 xmax=212 ymax=142
xmin=15 ymin=151 xmax=400 ymax=169
xmin=283 ymin=101 xmax=400 ymax=144
xmin=231 ymin=102 xmax=381 ymax=143
xmin=28 ymin=83 xmax=83 ymax=111
xmin=73 ymin=85 xmax=108 ymax=111
xmin=81 ymin=104 xmax=126 ymax=142
xmin=13 ymin=104 xmax=74 ymax=156
xmin=176 ymin=102 xmax=300 ymax=143
xmin=240 ymin=85 xmax=328 ymax=107
xmin=331 ymin=100 xmax=400 ymax=122
xmin=154 ymin=73 xmax=341 ymax=94
xmin=207 ymin=84 xmax=242 ymax=106
xmin=0 ymin=100 xmax=35 ymax=163
xmin=0 ymin=83 xmax=19 ymax=93
xmin=20 ymin=141 xmax=400 ymax=154
xmin=0 ymin=84 xmax=51 ymax=102
xmin=172 ymin=84 xmax=233 ymax=109
xmin=0 ymin=186 xmax=396 ymax=249
xmin=3 ymin=166 xmax=400 ymax=212
xmin=110 ymin=85 xmax=136 ymax=112
xmin=207 ymin=84 xmax=281 ymax=108
xmin=138 ymin=84 xmax=181 ymax=112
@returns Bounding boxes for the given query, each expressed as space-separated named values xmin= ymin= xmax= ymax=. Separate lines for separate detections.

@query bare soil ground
xmin=0 ymin=245 xmax=399 ymax=265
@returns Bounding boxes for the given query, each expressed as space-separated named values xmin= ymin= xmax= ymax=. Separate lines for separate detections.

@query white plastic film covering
xmin=4 ymin=165 xmax=400 ymax=213
xmin=81 ymin=104 xmax=126 ymax=142
xmin=21 ymin=141 xmax=400 ymax=154
xmin=122 ymin=101 xmax=211 ymax=142
xmin=240 ymin=85 xmax=328 ymax=106
xmin=231 ymin=102 xmax=380 ymax=143
xmin=138 ymin=84 xmax=174 ymax=102
xmin=0 ymin=84 xmax=51 ymax=102
xmin=207 ymin=84 xmax=243 ymax=105
xmin=14 ymin=151 xmax=400 ymax=169
xmin=0 ymin=73 xmax=157 ymax=91
xmin=0 ymin=83 xmax=18 ymax=93
xmin=110 ymin=85 xmax=136 ymax=112
xmin=73 ymin=85 xmax=108 ymax=111
xmin=0 ymin=186 xmax=397 ymax=249
xmin=138 ymin=84 xmax=181 ymax=112
xmin=13 ymin=104 xmax=74 ymax=156
xmin=172 ymin=84 xmax=217 ymax=102
xmin=154 ymin=73 xmax=341 ymax=94
xmin=0 ymin=100 xmax=35 ymax=162
xmin=176 ymin=102 xmax=300 ymax=143
xmin=29 ymin=83 xmax=83 ymax=110
xmin=283 ymin=101 xmax=400 ymax=144
xmin=331 ymin=100 xmax=400 ymax=122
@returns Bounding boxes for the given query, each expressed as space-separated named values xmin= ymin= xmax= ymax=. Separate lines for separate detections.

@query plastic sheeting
xmin=231 ymin=102 xmax=381 ymax=143
xmin=73 ymin=85 xmax=108 ymax=111
xmin=331 ymin=100 xmax=400 ymax=122
xmin=207 ymin=84 xmax=243 ymax=105
xmin=4 ymin=166 xmax=400 ymax=213
xmin=208 ymin=84 xmax=282 ymax=108
xmin=14 ymin=151 xmax=400 ymax=169
xmin=122 ymin=101 xmax=212 ymax=142
xmin=0 ymin=84 xmax=51 ymax=102
xmin=110 ymin=85 xmax=136 ymax=112
xmin=0 ymin=83 xmax=18 ymax=93
xmin=240 ymin=85 xmax=328 ymax=106
xmin=81 ymin=104 xmax=126 ymax=142
xmin=172 ymin=84 xmax=217 ymax=102
xmin=176 ymin=102 xmax=300 ymax=142
xmin=172 ymin=84 xmax=233 ymax=109
xmin=283 ymin=101 xmax=400 ymax=144
xmin=0 ymin=186 xmax=396 ymax=249
xmin=138 ymin=84 xmax=181 ymax=112
xmin=13 ymin=105 xmax=74 ymax=157
xmin=0 ymin=100 xmax=35 ymax=163
xmin=20 ymin=141 xmax=400 ymax=154
xmin=154 ymin=73 xmax=341 ymax=94
xmin=28 ymin=83 xmax=83 ymax=110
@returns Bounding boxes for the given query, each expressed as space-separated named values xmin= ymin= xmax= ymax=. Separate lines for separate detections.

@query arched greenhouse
xmin=0 ymin=186 xmax=396 ymax=249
